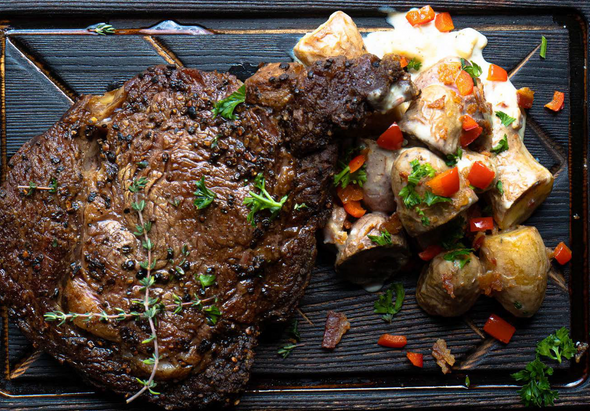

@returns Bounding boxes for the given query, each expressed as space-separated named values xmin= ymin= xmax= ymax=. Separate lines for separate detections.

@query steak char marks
xmin=0 ymin=55 xmax=411 ymax=409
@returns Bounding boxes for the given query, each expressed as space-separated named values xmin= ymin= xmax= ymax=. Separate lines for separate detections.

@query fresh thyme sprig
xmin=18 ymin=179 xmax=58 ymax=196
xmin=243 ymin=173 xmax=288 ymax=226
xmin=90 ymin=23 xmax=116 ymax=36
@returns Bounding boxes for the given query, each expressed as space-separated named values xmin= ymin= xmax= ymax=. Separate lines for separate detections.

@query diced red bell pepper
xmin=337 ymin=184 xmax=364 ymax=204
xmin=455 ymin=70 xmax=474 ymax=96
xmin=517 ymin=87 xmax=535 ymax=109
xmin=418 ymin=244 xmax=443 ymax=261
xmin=545 ymin=91 xmax=565 ymax=112
xmin=487 ymin=64 xmax=508 ymax=82
xmin=469 ymin=217 xmax=494 ymax=232
xmin=426 ymin=167 xmax=460 ymax=197
xmin=483 ymin=313 xmax=515 ymax=344
xmin=348 ymin=154 xmax=366 ymax=173
xmin=399 ymin=56 xmax=409 ymax=68
xmin=467 ymin=161 xmax=495 ymax=189
xmin=434 ymin=12 xmax=454 ymax=32
xmin=407 ymin=352 xmax=424 ymax=367
xmin=406 ymin=6 xmax=435 ymax=26
xmin=378 ymin=334 xmax=407 ymax=348
xmin=460 ymin=115 xmax=482 ymax=147
xmin=343 ymin=200 xmax=366 ymax=218
xmin=377 ymin=123 xmax=404 ymax=150
xmin=553 ymin=242 xmax=572 ymax=265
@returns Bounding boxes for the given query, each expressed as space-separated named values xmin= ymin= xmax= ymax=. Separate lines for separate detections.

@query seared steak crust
xmin=0 ymin=55 xmax=405 ymax=409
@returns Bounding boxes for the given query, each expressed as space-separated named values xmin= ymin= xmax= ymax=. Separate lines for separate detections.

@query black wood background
xmin=0 ymin=1 xmax=588 ymax=410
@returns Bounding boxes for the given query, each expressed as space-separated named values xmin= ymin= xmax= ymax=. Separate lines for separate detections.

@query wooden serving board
xmin=0 ymin=1 xmax=588 ymax=409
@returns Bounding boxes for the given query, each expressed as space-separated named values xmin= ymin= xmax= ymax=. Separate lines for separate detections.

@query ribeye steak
xmin=0 ymin=54 xmax=409 ymax=409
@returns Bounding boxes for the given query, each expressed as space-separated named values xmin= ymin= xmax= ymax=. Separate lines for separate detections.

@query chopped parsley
xmin=512 ymin=357 xmax=558 ymax=407
xmin=443 ymin=248 xmax=473 ymax=269
xmin=374 ymin=283 xmax=405 ymax=323
xmin=398 ymin=160 xmax=451 ymax=225
xmin=368 ymin=229 xmax=393 ymax=246
xmin=243 ymin=173 xmax=288 ymax=226
xmin=406 ymin=58 xmax=422 ymax=71
xmin=199 ymin=274 xmax=216 ymax=288
xmin=465 ymin=375 xmax=471 ymax=388
xmin=204 ymin=305 xmax=221 ymax=325
xmin=540 ymin=36 xmax=547 ymax=59
xmin=491 ymin=134 xmax=509 ymax=155
xmin=294 ymin=203 xmax=308 ymax=211
xmin=193 ymin=176 xmax=216 ymax=209
xmin=333 ymin=164 xmax=367 ymax=189
xmin=496 ymin=180 xmax=505 ymax=195
xmin=49 ymin=178 xmax=58 ymax=194
xmin=460 ymin=58 xmax=482 ymax=81
xmin=496 ymin=111 xmax=516 ymax=127
xmin=213 ymin=84 xmax=246 ymax=120
xmin=536 ymin=327 xmax=576 ymax=364
xmin=445 ymin=147 xmax=463 ymax=167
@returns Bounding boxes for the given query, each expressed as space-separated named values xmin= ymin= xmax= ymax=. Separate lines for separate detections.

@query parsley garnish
xmin=294 ymin=203 xmax=308 ymax=210
xmin=445 ymin=147 xmax=463 ymax=167
xmin=243 ymin=173 xmax=288 ymax=226
xmin=496 ymin=180 xmax=504 ymax=195
xmin=465 ymin=375 xmax=471 ymax=388
xmin=536 ymin=327 xmax=576 ymax=363
xmin=460 ymin=58 xmax=482 ymax=81
xmin=278 ymin=319 xmax=301 ymax=358
xmin=368 ymin=229 xmax=393 ymax=246
xmin=407 ymin=160 xmax=437 ymax=184
xmin=213 ymin=84 xmax=246 ymax=120
xmin=496 ymin=111 xmax=516 ymax=127
xmin=406 ymin=58 xmax=422 ymax=71
xmin=374 ymin=283 xmax=405 ymax=323
xmin=423 ymin=190 xmax=452 ymax=206
xmin=491 ymin=134 xmax=509 ymax=155
xmin=512 ymin=357 xmax=558 ymax=407
xmin=193 ymin=176 xmax=216 ymax=209
xmin=199 ymin=274 xmax=216 ymax=288
xmin=204 ymin=305 xmax=221 ymax=325
xmin=540 ymin=36 xmax=547 ymax=59
xmin=49 ymin=178 xmax=58 ymax=194
xmin=443 ymin=248 xmax=473 ymax=269
xmin=333 ymin=164 xmax=367 ymax=189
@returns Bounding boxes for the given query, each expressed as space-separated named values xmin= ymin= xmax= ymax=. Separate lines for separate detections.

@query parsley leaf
xmin=423 ymin=190 xmax=452 ymax=206
xmin=407 ymin=160 xmax=437 ymax=184
xmin=193 ymin=176 xmax=216 ymax=209
xmin=491 ymin=134 xmax=509 ymax=155
xmin=496 ymin=111 xmax=516 ymax=127
xmin=443 ymin=248 xmax=473 ymax=269
xmin=333 ymin=164 xmax=367 ymax=189
xmin=294 ymin=203 xmax=308 ymax=210
xmin=536 ymin=327 xmax=576 ymax=364
xmin=496 ymin=180 xmax=504 ymax=195
xmin=445 ymin=147 xmax=463 ymax=167
xmin=540 ymin=36 xmax=547 ymax=59
xmin=406 ymin=58 xmax=422 ymax=71
xmin=213 ymin=84 xmax=246 ymax=120
xmin=399 ymin=184 xmax=422 ymax=208
xmin=243 ymin=173 xmax=288 ymax=226
xmin=204 ymin=305 xmax=221 ymax=325
xmin=374 ymin=283 xmax=405 ymax=323
xmin=512 ymin=357 xmax=558 ymax=407
xmin=460 ymin=58 xmax=482 ymax=81
xmin=368 ymin=229 xmax=393 ymax=246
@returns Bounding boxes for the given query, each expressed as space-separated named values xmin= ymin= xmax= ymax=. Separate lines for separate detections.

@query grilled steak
xmin=0 ymin=54 xmax=411 ymax=409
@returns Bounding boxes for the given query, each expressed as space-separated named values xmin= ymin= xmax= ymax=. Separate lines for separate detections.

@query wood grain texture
xmin=0 ymin=1 xmax=588 ymax=410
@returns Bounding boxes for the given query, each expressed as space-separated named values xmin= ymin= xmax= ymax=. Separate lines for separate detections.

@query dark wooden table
xmin=0 ymin=1 xmax=588 ymax=409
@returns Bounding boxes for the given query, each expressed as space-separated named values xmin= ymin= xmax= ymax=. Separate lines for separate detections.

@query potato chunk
xmin=293 ymin=11 xmax=366 ymax=66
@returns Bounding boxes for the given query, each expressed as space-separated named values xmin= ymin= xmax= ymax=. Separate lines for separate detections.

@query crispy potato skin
xmin=486 ymin=132 xmax=554 ymax=229
xmin=391 ymin=147 xmax=478 ymax=236
xmin=479 ymin=226 xmax=549 ymax=317
xmin=293 ymin=11 xmax=367 ymax=66
xmin=416 ymin=253 xmax=482 ymax=317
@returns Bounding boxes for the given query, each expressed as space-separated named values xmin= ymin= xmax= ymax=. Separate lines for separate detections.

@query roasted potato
xmin=335 ymin=212 xmax=410 ymax=288
xmin=391 ymin=147 xmax=478 ymax=237
xmin=293 ymin=11 xmax=366 ymax=66
xmin=399 ymin=58 xmax=492 ymax=155
xmin=416 ymin=252 xmax=482 ymax=317
xmin=479 ymin=226 xmax=549 ymax=317
xmin=486 ymin=131 xmax=554 ymax=229
xmin=362 ymin=139 xmax=398 ymax=213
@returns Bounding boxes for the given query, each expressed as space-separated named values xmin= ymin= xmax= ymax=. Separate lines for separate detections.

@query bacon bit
xmin=321 ymin=310 xmax=350 ymax=349
xmin=575 ymin=342 xmax=589 ymax=363
xmin=437 ymin=62 xmax=461 ymax=85
xmin=441 ymin=270 xmax=455 ymax=297
xmin=427 ymin=95 xmax=446 ymax=109
xmin=472 ymin=232 xmax=485 ymax=251
xmin=478 ymin=270 xmax=503 ymax=296
xmin=337 ymin=184 xmax=364 ymax=204
xmin=432 ymin=338 xmax=455 ymax=374
xmin=545 ymin=91 xmax=565 ymax=112
xmin=516 ymin=87 xmax=535 ymax=109
xmin=383 ymin=212 xmax=403 ymax=235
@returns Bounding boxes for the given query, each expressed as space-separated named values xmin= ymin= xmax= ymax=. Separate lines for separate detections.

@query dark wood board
xmin=0 ymin=1 xmax=588 ymax=410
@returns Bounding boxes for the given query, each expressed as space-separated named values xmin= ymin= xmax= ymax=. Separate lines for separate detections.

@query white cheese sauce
xmin=364 ymin=10 xmax=525 ymax=141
